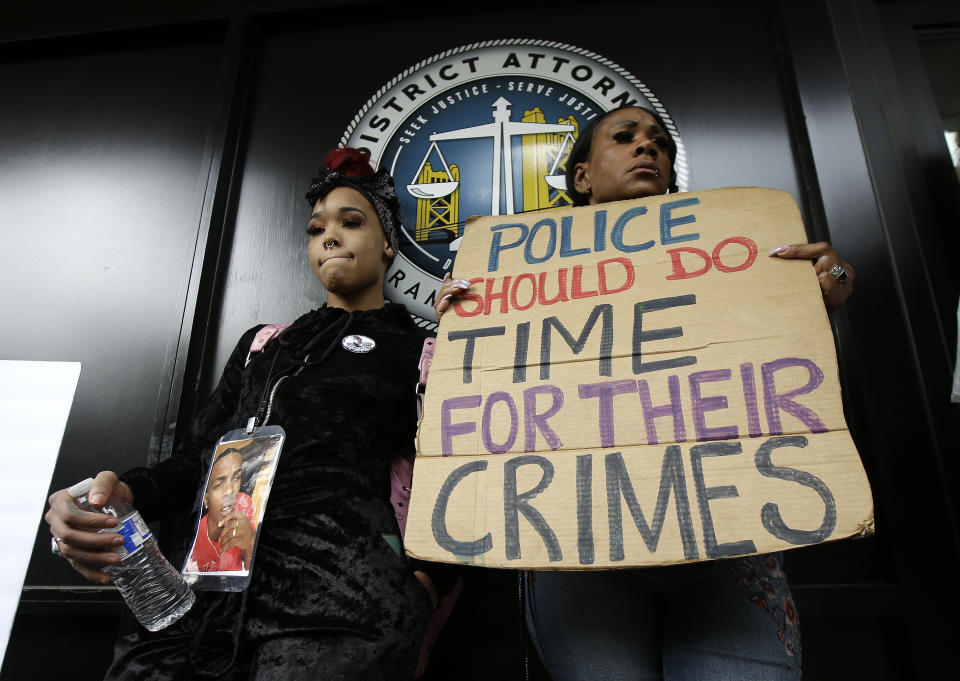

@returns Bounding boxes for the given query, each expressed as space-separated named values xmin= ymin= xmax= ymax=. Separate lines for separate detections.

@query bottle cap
xmin=67 ymin=478 xmax=94 ymax=499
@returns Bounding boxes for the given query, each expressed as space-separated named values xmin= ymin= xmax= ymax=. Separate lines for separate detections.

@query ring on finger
xmin=829 ymin=264 xmax=849 ymax=285
xmin=51 ymin=536 xmax=63 ymax=556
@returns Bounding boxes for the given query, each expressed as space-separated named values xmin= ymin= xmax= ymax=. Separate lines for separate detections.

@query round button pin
xmin=341 ymin=334 xmax=376 ymax=353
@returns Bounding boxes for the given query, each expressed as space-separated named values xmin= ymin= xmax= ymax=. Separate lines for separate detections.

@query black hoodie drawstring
xmin=250 ymin=311 xmax=355 ymax=429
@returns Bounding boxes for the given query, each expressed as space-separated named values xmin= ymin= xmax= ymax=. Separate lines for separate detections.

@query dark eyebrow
xmin=609 ymin=120 xmax=665 ymax=135
xmin=309 ymin=206 xmax=368 ymax=220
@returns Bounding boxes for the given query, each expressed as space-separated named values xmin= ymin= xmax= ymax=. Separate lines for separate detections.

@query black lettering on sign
xmin=605 ymin=447 xmax=698 ymax=561
xmin=432 ymin=460 xmax=493 ymax=556
xmin=632 ymin=295 xmax=698 ymax=374
xmin=448 ymin=327 xmax=506 ymax=384
xmin=541 ymin=304 xmax=613 ymax=380
xmin=689 ymin=441 xmax=758 ymax=559
xmin=576 ymin=453 xmax=594 ymax=565
xmin=513 ymin=321 xmax=531 ymax=384
xmin=755 ymin=435 xmax=837 ymax=544
xmin=503 ymin=456 xmax=562 ymax=562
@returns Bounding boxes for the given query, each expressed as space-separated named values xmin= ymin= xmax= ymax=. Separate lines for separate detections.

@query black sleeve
xmin=120 ymin=326 xmax=262 ymax=522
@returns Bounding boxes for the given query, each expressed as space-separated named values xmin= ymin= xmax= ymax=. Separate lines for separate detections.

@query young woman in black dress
xmin=46 ymin=148 xmax=451 ymax=680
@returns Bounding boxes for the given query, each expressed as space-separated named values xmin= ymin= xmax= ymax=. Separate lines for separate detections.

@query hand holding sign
xmin=407 ymin=187 xmax=873 ymax=569
xmin=769 ymin=241 xmax=855 ymax=311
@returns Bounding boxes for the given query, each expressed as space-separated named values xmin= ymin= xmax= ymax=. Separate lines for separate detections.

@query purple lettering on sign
xmin=761 ymin=358 xmax=828 ymax=434
xmin=577 ymin=379 xmax=637 ymax=448
xmin=740 ymin=362 xmax=763 ymax=438
xmin=637 ymin=375 xmax=687 ymax=445
xmin=523 ymin=385 xmax=565 ymax=452
xmin=441 ymin=395 xmax=482 ymax=456
xmin=482 ymin=391 xmax=520 ymax=454
xmin=689 ymin=369 xmax=739 ymax=441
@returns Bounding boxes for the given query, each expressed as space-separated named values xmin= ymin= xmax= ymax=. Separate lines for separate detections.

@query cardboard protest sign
xmin=406 ymin=187 xmax=874 ymax=569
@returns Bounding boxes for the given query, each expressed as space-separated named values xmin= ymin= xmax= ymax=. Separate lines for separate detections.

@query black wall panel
xmin=1 ymin=1 xmax=957 ymax=678
xmin=0 ymin=34 xmax=223 ymax=584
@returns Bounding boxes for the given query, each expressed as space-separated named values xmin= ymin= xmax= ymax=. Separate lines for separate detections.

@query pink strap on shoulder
xmin=416 ymin=337 xmax=435 ymax=420
xmin=419 ymin=337 xmax=435 ymax=384
xmin=244 ymin=323 xmax=292 ymax=367
xmin=250 ymin=323 xmax=292 ymax=353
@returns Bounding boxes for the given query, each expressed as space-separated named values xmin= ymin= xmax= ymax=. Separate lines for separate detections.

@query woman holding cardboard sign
xmin=435 ymin=106 xmax=855 ymax=680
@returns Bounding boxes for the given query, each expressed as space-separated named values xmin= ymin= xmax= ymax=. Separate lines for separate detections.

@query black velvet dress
xmin=107 ymin=303 xmax=435 ymax=681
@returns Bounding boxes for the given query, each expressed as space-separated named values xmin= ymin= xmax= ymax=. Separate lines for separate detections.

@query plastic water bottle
xmin=69 ymin=478 xmax=195 ymax=631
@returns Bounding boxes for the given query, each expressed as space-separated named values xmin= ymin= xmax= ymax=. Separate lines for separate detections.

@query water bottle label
xmin=112 ymin=512 xmax=153 ymax=559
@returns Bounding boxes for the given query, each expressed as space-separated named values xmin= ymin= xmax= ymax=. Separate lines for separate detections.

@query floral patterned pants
xmin=525 ymin=553 xmax=800 ymax=681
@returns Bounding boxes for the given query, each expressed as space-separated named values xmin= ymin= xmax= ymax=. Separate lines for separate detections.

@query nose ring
xmin=324 ymin=239 xmax=337 ymax=249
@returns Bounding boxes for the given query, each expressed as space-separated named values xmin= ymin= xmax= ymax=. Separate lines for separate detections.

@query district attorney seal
xmin=341 ymin=39 xmax=688 ymax=326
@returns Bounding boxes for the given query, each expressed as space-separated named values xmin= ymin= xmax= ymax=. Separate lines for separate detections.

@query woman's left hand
xmin=769 ymin=242 xmax=854 ymax=312
xmin=434 ymin=273 xmax=474 ymax=321
xmin=218 ymin=510 xmax=255 ymax=568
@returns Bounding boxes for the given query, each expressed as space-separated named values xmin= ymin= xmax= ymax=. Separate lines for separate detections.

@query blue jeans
xmin=525 ymin=553 xmax=801 ymax=681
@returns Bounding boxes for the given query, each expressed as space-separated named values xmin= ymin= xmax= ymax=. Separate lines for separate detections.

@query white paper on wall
xmin=0 ymin=360 xmax=81 ymax=666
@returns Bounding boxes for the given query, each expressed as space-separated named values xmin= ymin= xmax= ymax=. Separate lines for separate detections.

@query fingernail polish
xmin=768 ymin=245 xmax=788 ymax=256
xmin=452 ymin=279 xmax=471 ymax=288
xmin=440 ymin=294 xmax=452 ymax=303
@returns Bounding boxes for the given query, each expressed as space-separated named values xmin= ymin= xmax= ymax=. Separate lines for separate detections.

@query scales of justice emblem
xmin=402 ymin=95 xmax=576 ymax=254
xmin=341 ymin=40 xmax=688 ymax=325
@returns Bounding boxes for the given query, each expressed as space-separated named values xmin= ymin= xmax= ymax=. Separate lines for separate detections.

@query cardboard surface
xmin=406 ymin=188 xmax=873 ymax=569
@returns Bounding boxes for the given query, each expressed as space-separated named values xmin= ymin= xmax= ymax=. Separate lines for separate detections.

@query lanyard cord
xmin=247 ymin=311 xmax=355 ymax=430
xmin=255 ymin=344 xmax=284 ymax=410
